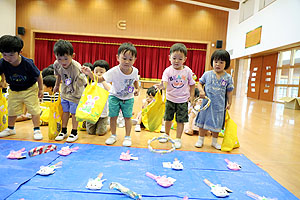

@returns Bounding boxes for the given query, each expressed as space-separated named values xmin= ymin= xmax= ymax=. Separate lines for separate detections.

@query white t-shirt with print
xmin=103 ymin=65 xmax=139 ymax=100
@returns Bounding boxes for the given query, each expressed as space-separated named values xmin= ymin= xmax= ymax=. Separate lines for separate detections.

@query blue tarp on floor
xmin=0 ymin=140 xmax=298 ymax=200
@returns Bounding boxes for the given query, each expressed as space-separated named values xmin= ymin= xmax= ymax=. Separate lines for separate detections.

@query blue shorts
xmin=61 ymin=98 xmax=78 ymax=114
xmin=108 ymin=96 xmax=134 ymax=118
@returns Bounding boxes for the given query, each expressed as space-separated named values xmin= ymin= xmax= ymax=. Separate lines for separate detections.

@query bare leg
xmin=110 ymin=116 xmax=117 ymax=135
xmin=165 ymin=120 xmax=172 ymax=136
xmin=62 ymin=112 xmax=70 ymax=128
xmin=176 ymin=122 xmax=184 ymax=139
xmin=31 ymin=114 xmax=40 ymax=128
xmin=199 ymin=127 xmax=207 ymax=137
xmin=124 ymin=117 xmax=132 ymax=136
xmin=136 ymin=111 xmax=142 ymax=125
xmin=8 ymin=116 xmax=17 ymax=127
xmin=71 ymin=114 xmax=78 ymax=130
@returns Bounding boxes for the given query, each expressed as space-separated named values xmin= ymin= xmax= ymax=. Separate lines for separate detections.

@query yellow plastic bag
xmin=40 ymin=102 xmax=51 ymax=125
xmin=76 ymin=78 xmax=109 ymax=124
xmin=221 ymin=111 xmax=240 ymax=152
xmin=78 ymin=121 xmax=87 ymax=131
xmin=48 ymin=96 xmax=63 ymax=140
xmin=0 ymin=90 xmax=8 ymax=132
xmin=142 ymin=91 xmax=165 ymax=132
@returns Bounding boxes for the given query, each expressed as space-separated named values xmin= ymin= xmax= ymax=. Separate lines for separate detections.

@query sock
xmin=62 ymin=127 xmax=67 ymax=134
xmin=198 ymin=136 xmax=204 ymax=141
xmin=33 ymin=127 xmax=40 ymax=131
xmin=8 ymin=126 xmax=14 ymax=130
xmin=212 ymin=137 xmax=218 ymax=145
xmin=71 ymin=129 xmax=78 ymax=136
xmin=124 ymin=136 xmax=131 ymax=139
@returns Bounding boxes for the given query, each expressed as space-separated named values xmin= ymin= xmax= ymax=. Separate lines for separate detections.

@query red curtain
xmin=35 ymin=33 xmax=207 ymax=80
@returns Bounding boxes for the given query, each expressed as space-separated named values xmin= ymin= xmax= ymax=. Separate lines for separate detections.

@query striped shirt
xmin=42 ymin=92 xmax=59 ymax=102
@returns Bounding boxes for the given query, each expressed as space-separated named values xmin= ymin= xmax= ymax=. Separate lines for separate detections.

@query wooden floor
xmin=5 ymin=89 xmax=300 ymax=198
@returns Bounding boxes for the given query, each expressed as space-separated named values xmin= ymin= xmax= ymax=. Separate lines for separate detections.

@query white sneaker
xmin=55 ymin=132 xmax=67 ymax=141
xmin=135 ymin=124 xmax=141 ymax=132
xmin=33 ymin=130 xmax=43 ymax=140
xmin=66 ymin=134 xmax=78 ymax=143
xmin=123 ymin=136 xmax=132 ymax=147
xmin=195 ymin=138 xmax=204 ymax=148
xmin=0 ymin=128 xmax=16 ymax=137
xmin=211 ymin=142 xmax=221 ymax=150
xmin=158 ymin=133 xmax=169 ymax=143
xmin=174 ymin=138 xmax=182 ymax=149
xmin=105 ymin=135 xmax=117 ymax=145
xmin=160 ymin=125 xmax=165 ymax=133
xmin=131 ymin=119 xmax=138 ymax=125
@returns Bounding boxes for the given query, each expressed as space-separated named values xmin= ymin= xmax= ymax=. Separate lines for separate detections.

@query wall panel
xmin=16 ymin=0 xmax=228 ymax=63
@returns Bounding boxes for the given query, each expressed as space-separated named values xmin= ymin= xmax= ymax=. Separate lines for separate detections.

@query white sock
xmin=199 ymin=136 xmax=204 ymax=141
xmin=211 ymin=137 xmax=221 ymax=150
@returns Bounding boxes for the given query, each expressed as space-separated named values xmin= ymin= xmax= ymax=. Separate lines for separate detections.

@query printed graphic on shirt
xmin=116 ymin=79 xmax=135 ymax=97
xmin=169 ymin=74 xmax=186 ymax=89
xmin=64 ymin=74 xmax=72 ymax=86
xmin=10 ymin=73 xmax=27 ymax=82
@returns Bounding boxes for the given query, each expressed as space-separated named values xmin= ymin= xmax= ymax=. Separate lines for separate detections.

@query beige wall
xmin=16 ymin=0 xmax=228 ymax=63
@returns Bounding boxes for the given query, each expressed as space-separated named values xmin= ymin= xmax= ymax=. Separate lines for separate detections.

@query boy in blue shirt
xmin=0 ymin=35 xmax=44 ymax=140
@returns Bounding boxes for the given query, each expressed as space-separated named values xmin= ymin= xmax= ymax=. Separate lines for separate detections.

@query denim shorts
xmin=108 ymin=96 xmax=134 ymax=118
xmin=61 ymin=98 xmax=78 ymax=114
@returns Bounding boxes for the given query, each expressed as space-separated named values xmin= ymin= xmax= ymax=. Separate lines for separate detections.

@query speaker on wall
xmin=18 ymin=27 xmax=25 ymax=35
xmin=216 ymin=40 xmax=223 ymax=48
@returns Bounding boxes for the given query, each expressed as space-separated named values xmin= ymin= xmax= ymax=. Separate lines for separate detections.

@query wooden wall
xmin=16 ymin=0 xmax=228 ymax=66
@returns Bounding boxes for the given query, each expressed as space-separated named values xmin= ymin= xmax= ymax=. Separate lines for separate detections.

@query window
xmin=294 ymin=49 xmax=300 ymax=64
xmin=239 ymin=0 xmax=255 ymax=23
xmin=281 ymin=50 xmax=291 ymax=66
xmin=259 ymin=0 xmax=276 ymax=10
xmin=274 ymin=48 xmax=300 ymax=102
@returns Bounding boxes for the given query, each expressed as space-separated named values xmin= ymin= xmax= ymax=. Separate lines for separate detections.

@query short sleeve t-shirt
xmin=53 ymin=59 xmax=87 ymax=103
xmin=162 ymin=65 xmax=195 ymax=103
xmin=0 ymin=55 xmax=40 ymax=91
xmin=102 ymin=65 xmax=139 ymax=100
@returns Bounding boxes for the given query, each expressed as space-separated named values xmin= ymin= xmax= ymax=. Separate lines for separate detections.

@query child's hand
xmin=199 ymin=90 xmax=206 ymax=98
xmin=81 ymin=66 xmax=92 ymax=76
xmin=154 ymin=82 xmax=164 ymax=90
xmin=134 ymin=88 xmax=140 ymax=96
xmin=38 ymin=89 xmax=44 ymax=99
xmin=226 ymin=103 xmax=231 ymax=110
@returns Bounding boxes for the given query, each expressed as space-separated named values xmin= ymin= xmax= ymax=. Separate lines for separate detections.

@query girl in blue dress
xmin=194 ymin=50 xmax=234 ymax=150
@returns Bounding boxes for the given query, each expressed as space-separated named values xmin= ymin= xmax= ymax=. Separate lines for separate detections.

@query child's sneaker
xmin=66 ymin=133 xmax=78 ymax=143
xmin=158 ymin=133 xmax=169 ymax=143
xmin=211 ymin=142 xmax=221 ymax=150
xmin=33 ymin=130 xmax=43 ymax=140
xmin=55 ymin=132 xmax=67 ymax=141
xmin=135 ymin=124 xmax=141 ymax=132
xmin=123 ymin=136 xmax=132 ymax=147
xmin=131 ymin=119 xmax=138 ymax=125
xmin=105 ymin=135 xmax=117 ymax=145
xmin=160 ymin=125 xmax=165 ymax=133
xmin=174 ymin=138 xmax=182 ymax=149
xmin=0 ymin=128 xmax=16 ymax=137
